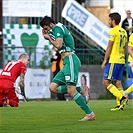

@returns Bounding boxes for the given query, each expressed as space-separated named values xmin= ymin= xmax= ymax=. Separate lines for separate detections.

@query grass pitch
xmin=0 ymin=100 xmax=132 ymax=133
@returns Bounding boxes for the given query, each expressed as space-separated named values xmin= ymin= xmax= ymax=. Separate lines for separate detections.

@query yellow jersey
xmin=128 ymin=34 xmax=133 ymax=62
xmin=109 ymin=25 xmax=127 ymax=64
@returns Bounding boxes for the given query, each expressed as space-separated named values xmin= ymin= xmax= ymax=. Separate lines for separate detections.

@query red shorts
xmin=0 ymin=79 xmax=19 ymax=107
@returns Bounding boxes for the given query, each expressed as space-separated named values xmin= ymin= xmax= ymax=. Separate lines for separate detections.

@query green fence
xmin=2 ymin=46 xmax=103 ymax=68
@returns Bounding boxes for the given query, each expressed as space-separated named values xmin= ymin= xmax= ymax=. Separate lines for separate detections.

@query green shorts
xmin=52 ymin=53 xmax=81 ymax=86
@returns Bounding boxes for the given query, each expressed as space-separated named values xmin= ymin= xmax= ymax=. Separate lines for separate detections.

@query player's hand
xmin=43 ymin=34 xmax=50 ymax=40
xmin=101 ymin=60 xmax=107 ymax=69
xmin=42 ymin=29 xmax=47 ymax=35
xmin=20 ymin=86 xmax=25 ymax=95
xmin=42 ymin=29 xmax=50 ymax=40
xmin=128 ymin=60 xmax=133 ymax=67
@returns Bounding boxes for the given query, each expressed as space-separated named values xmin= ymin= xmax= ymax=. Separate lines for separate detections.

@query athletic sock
xmin=73 ymin=93 xmax=92 ymax=114
xmin=116 ymin=88 xmax=124 ymax=106
xmin=58 ymin=85 xmax=67 ymax=94
xmin=126 ymin=84 xmax=133 ymax=94
xmin=116 ymin=97 xmax=120 ymax=106
xmin=107 ymin=84 xmax=123 ymax=100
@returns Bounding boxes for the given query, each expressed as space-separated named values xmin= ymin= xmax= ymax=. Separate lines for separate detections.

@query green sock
xmin=58 ymin=85 xmax=67 ymax=94
xmin=73 ymin=93 xmax=92 ymax=114
xmin=58 ymin=86 xmax=81 ymax=94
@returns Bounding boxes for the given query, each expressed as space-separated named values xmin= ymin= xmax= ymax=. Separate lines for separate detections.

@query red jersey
xmin=0 ymin=60 xmax=27 ymax=82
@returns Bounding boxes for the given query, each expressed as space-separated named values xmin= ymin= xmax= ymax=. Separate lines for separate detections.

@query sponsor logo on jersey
xmin=2 ymin=72 xmax=11 ymax=76
xmin=65 ymin=76 xmax=70 ymax=80
xmin=57 ymin=33 xmax=60 ymax=36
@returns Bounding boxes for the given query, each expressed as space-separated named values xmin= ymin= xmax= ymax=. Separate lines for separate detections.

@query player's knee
xmin=49 ymin=84 xmax=54 ymax=92
xmin=49 ymin=83 xmax=58 ymax=93
xmin=9 ymin=101 xmax=19 ymax=107
xmin=67 ymin=86 xmax=77 ymax=97
xmin=0 ymin=100 xmax=3 ymax=105
xmin=0 ymin=101 xmax=3 ymax=107
xmin=102 ymin=80 xmax=111 ymax=88
xmin=10 ymin=103 xmax=19 ymax=107
xmin=9 ymin=97 xmax=19 ymax=107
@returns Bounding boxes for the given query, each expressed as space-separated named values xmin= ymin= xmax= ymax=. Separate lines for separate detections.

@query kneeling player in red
xmin=0 ymin=53 xmax=29 ymax=107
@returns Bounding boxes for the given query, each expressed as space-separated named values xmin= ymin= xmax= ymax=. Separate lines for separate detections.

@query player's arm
xmin=43 ymin=34 xmax=63 ymax=49
xmin=101 ymin=40 xmax=113 ymax=69
xmin=19 ymin=73 xmax=25 ymax=95
xmin=128 ymin=46 xmax=133 ymax=57
xmin=128 ymin=46 xmax=133 ymax=67
xmin=42 ymin=27 xmax=63 ymax=49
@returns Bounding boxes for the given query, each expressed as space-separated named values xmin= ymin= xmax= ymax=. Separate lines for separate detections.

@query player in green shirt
xmin=40 ymin=16 xmax=96 ymax=121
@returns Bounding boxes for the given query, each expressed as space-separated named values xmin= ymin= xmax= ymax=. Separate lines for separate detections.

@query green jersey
xmin=49 ymin=22 xmax=75 ymax=53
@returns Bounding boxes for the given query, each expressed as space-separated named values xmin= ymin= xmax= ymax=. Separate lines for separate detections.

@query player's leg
xmin=65 ymin=54 xmax=95 ymax=121
xmin=52 ymin=71 xmax=81 ymax=94
xmin=51 ymin=71 xmax=89 ymax=103
xmin=124 ymin=64 xmax=133 ymax=96
xmin=58 ymin=85 xmax=89 ymax=103
xmin=49 ymin=82 xmax=59 ymax=94
xmin=104 ymin=81 xmax=123 ymax=99
xmin=50 ymin=69 xmax=66 ymax=95
xmin=103 ymin=63 xmax=127 ymax=110
xmin=0 ymin=83 xmax=8 ymax=107
xmin=0 ymin=93 xmax=6 ymax=107
xmin=124 ymin=84 xmax=133 ymax=96
xmin=8 ymin=88 xmax=19 ymax=107
xmin=116 ymin=88 xmax=124 ymax=106
xmin=103 ymin=64 xmax=123 ymax=99
xmin=111 ymin=81 xmax=124 ymax=110
xmin=52 ymin=54 xmax=96 ymax=121
xmin=58 ymin=85 xmax=80 ymax=94
xmin=115 ymin=64 xmax=128 ymax=109
xmin=67 ymin=85 xmax=95 ymax=121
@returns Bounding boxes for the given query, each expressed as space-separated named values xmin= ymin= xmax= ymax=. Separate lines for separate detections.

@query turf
xmin=0 ymin=100 xmax=132 ymax=133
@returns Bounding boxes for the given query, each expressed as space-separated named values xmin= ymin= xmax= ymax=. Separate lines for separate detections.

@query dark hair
xmin=81 ymin=74 xmax=87 ymax=85
xmin=40 ymin=16 xmax=55 ymax=28
xmin=18 ymin=53 xmax=28 ymax=59
xmin=109 ymin=12 xmax=121 ymax=25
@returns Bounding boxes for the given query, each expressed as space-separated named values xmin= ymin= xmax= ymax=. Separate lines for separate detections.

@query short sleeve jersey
xmin=0 ymin=60 xmax=27 ymax=82
xmin=49 ymin=22 xmax=75 ymax=53
xmin=108 ymin=25 xmax=127 ymax=64
xmin=128 ymin=34 xmax=133 ymax=62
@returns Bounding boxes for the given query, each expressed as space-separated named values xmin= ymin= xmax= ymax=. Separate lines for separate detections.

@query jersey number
xmin=120 ymin=35 xmax=127 ymax=47
xmin=4 ymin=61 xmax=18 ymax=71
